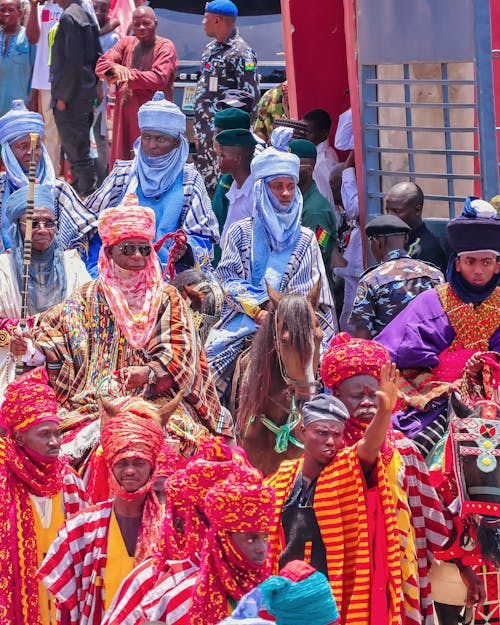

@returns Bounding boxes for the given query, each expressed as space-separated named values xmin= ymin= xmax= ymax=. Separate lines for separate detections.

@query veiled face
xmin=10 ymin=134 xmax=43 ymax=171
xmin=140 ymin=131 xmax=179 ymax=157
xmin=105 ymin=237 xmax=152 ymax=271
xmin=112 ymin=456 xmax=152 ymax=492
xmin=16 ymin=421 xmax=61 ymax=457
xmin=230 ymin=531 xmax=269 ymax=566
xmin=455 ymin=252 xmax=500 ymax=287
xmin=267 ymin=176 xmax=296 ymax=207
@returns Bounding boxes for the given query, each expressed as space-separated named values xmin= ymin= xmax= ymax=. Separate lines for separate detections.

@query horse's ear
xmin=183 ymin=284 xmax=206 ymax=313
xmin=266 ymin=282 xmax=282 ymax=310
xmin=306 ymin=280 xmax=322 ymax=310
xmin=158 ymin=389 xmax=184 ymax=427
xmin=449 ymin=392 xmax=473 ymax=420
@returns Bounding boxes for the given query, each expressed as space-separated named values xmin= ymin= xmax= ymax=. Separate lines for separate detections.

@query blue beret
xmin=138 ymin=91 xmax=186 ymax=136
xmin=251 ymin=127 xmax=300 ymax=182
xmin=205 ymin=0 xmax=238 ymax=16
xmin=0 ymin=100 xmax=44 ymax=146
xmin=5 ymin=184 xmax=55 ymax=225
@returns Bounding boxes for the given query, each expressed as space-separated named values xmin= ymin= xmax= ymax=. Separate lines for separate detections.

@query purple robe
xmin=376 ymin=288 xmax=500 ymax=437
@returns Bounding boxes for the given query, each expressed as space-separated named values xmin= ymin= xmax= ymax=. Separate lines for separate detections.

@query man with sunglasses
xmin=349 ymin=214 xmax=444 ymax=339
xmin=85 ymin=91 xmax=219 ymax=277
xmin=1 ymin=184 xmax=90 ymax=400
xmin=11 ymin=194 xmax=228 ymax=462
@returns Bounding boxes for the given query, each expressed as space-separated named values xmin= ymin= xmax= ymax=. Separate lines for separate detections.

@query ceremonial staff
xmin=15 ymin=132 xmax=39 ymax=376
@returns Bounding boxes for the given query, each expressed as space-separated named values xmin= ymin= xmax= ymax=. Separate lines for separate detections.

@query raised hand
xmin=375 ymin=361 xmax=399 ymax=418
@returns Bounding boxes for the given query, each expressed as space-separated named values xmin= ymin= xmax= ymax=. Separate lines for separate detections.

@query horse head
xmin=267 ymin=280 xmax=323 ymax=402
xmin=449 ymin=393 xmax=500 ymax=567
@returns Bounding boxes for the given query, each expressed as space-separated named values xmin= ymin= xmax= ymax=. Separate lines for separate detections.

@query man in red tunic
xmin=95 ymin=5 xmax=178 ymax=165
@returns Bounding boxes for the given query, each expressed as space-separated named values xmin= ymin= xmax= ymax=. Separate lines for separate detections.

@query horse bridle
xmin=451 ymin=411 xmax=500 ymax=514
xmin=272 ymin=308 xmax=321 ymax=395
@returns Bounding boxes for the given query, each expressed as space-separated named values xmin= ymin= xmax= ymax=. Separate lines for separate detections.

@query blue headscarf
xmin=5 ymin=185 xmax=66 ymax=315
xmin=251 ymin=128 xmax=302 ymax=252
xmin=131 ymin=92 xmax=189 ymax=198
xmin=0 ymin=100 xmax=55 ymax=192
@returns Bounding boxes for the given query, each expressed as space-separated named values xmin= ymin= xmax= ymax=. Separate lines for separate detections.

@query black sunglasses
xmin=118 ymin=243 xmax=152 ymax=257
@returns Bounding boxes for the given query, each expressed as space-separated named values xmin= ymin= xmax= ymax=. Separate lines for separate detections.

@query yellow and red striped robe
xmin=266 ymin=447 xmax=402 ymax=625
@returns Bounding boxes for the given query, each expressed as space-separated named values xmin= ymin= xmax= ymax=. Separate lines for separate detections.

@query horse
xmin=429 ymin=389 xmax=500 ymax=625
xmin=169 ymin=268 xmax=225 ymax=343
xmin=236 ymin=281 xmax=324 ymax=476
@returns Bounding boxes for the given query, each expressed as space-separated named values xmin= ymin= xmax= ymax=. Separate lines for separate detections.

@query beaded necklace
xmin=436 ymin=283 xmax=500 ymax=352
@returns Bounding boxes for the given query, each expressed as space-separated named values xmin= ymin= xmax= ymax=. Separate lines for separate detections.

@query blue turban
xmin=5 ymin=184 xmax=55 ymax=226
xmin=205 ymin=0 xmax=238 ymax=16
xmin=0 ymin=100 xmax=44 ymax=146
xmin=251 ymin=127 xmax=302 ymax=252
xmin=138 ymin=91 xmax=186 ymax=136
xmin=259 ymin=565 xmax=339 ymax=625
xmin=130 ymin=92 xmax=189 ymax=198
xmin=251 ymin=127 xmax=300 ymax=183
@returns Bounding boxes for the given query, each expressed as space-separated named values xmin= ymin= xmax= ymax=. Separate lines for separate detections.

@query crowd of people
xmin=1 ymin=0 xmax=500 ymax=623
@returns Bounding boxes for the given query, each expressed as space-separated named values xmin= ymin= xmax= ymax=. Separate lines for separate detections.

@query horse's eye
xmin=281 ymin=330 xmax=290 ymax=343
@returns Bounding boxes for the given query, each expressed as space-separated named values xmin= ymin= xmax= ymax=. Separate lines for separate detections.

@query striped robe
xmin=33 ymin=280 xmax=226 ymax=458
xmin=102 ymin=556 xmax=200 ymax=625
xmin=38 ymin=500 xmax=127 ymax=625
xmin=84 ymin=161 xmax=219 ymax=273
xmin=206 ymin=219 xmax=337 ymax=388
xmin=266 ymin=449 xmax=402 ymax=625
xmin=0 ymin=175 xmax=97 ymax=257
xmin=140 ymin=562 xmax=200 ymax=624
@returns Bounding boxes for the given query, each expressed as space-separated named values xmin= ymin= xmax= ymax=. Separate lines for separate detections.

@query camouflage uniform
xmin=194 ymin=29 xmax=259 ymax=195
xmin=253 ymin=82 xmax=288 ymax=144
xmin=349 ymin=249 xmax=445 ymax=338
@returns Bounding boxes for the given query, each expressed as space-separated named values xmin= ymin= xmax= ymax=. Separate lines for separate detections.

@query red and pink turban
xmin=1 ymin=367 xmax=58 ymax=433
xmin=320 ymin=332 xmax=390 ymax=391
xmin=97 ymin=193 xmax=156 ymax=246
xmin=205 ymin=467 xmax=276 ymax=533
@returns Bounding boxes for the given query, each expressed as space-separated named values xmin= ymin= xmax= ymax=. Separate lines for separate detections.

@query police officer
xmin=350 ymin=214 xmax=444 ymax=339
xmin=194 ymin=0 xmax=259 ymax=196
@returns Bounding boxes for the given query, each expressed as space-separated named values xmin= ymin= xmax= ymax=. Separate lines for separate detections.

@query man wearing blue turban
xmin=0 ymin=183 xmax=90 ymax=400
xmin=85 ymin=92 xmax=220 ymax=276
xmin=205 ymin=127 xmax=337 ymax=398
xmin=0 ymin=100 xmax=98 ymax=259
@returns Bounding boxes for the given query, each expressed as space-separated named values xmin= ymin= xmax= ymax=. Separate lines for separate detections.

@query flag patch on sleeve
xmin=316 ymin=227 xmax=330 ymax=249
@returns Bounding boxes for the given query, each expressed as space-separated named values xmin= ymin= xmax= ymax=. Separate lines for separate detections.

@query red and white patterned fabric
xmin=102 ymin=556 xmax=199 ymax=625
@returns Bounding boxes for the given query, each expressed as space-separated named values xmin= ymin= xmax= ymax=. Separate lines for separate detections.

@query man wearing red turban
xmin=102 ymin=437 xmax=238 ymax=625
xmin=0 ymin=367 xmax=86 ymax=625
xmin=12 ymin=194 xmax=230 ymax=464
xmin=38 ymin=399 xmax=167 ymax=625
xmin=318 ymin=333 xmax=479 ymax=625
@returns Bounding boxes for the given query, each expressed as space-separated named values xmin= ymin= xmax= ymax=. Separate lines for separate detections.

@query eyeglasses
xmin=19 ymin=219 xmax=57 ymax=230
xmin=118 ymin=243 xmax=152 ymax=257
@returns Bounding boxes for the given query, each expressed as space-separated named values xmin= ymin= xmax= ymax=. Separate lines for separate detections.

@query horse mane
xmin=238 ymin=294 xmax=315 ymax=431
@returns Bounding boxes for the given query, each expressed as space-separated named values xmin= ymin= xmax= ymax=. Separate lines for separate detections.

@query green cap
xmin=289 ymin=139 xmax=317 ymax=159
xmin=213 ymin=107 xmax=251 ymax=130
xmin=215 ymin=128 xmax=257 ymax=147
